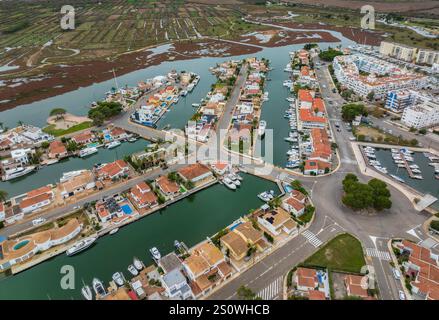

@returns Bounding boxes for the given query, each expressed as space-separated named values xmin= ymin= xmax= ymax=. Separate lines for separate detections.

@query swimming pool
xmin=13 ymin=240 xmax=30 ymax=251
xmin=284 ymin=184 xmax=293 ymax=193
xmin=121 ymin=204 xmax=133 ymax=215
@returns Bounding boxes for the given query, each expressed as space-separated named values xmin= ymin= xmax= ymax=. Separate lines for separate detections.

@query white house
xmin=161 ymin=269 xmax=194 ymax=300
xmin=282 ymin=197 xmax=305 ymax=217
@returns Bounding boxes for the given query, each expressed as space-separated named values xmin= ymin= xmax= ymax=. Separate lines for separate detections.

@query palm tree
xmin=0 ymin=190 xmax=8 ymax=202
xmin=17 ymin=120 xmax=23 ymax=127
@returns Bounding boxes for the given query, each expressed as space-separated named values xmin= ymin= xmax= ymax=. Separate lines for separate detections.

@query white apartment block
xmin=379 ymin=41 xmax=439 ymax=66
xmin=333 ymin=54 xmax=428 ymax=99
xmin=401 ymin=100 xmax=439 ymax=129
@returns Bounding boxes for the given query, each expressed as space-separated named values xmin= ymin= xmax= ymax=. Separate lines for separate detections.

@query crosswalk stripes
xmin=257 ymin=276 xmax=283 ymax=300
xmin=365 ymin=248 xmax=391 ymax=261
xmin=301 ymin=230 xmax=323 ymax=247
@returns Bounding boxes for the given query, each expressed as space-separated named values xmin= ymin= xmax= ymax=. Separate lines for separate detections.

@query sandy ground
xmin=47 ymin=113 xmax=91 ymax=129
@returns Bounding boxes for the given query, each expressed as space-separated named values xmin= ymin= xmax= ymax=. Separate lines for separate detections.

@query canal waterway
xmin=0 ymin=173 xmax=276 ymax=299
xmin=0 ymin=139 xmax=149 ymax=198
xmin=1 ymin=27 xmax=436 ymax=299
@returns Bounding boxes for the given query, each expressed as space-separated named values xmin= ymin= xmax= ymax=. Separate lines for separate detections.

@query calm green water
xmin=0 ymin=174 xmax=276 ymax=299
xmin=0 ymin=139 xmax=149 ymax=198
xmin=0 ymin=28 xmax=365 ymax=299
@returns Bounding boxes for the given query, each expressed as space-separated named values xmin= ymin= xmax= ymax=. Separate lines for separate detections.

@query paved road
xmin=1 ymin=55 xmax=436 ymax=300
xmin=209 ymin=55 xmax=435 ymax=300
xmin=367 ymin=115 xmax=439 ymax=150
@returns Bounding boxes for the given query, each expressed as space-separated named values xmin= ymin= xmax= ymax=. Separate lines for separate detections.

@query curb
xmin=387 ymin=239 xmax=412 ymax=300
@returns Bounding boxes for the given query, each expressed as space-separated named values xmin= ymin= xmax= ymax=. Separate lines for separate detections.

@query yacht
xmin=133 ymin=257 xmax=144 ymax=271
xmin=149 ymin=247 xmax=161 ymax=260
xmin=79 ymin=147 xmax=98 ymax=158
xmin=390 ymin=174 xmax=405 ymax=183
xmin=228 ymin=174 xmax=241 ymax=187
xmin=263 ymin=92 xmax=269 ymax=101
xmin=258 ymin=120 xmax=266 ymax=137
xmin=192 ymin=103 xmax=200 ymax=108
xmin=286 ymin=161 xmax=299 ymax=168
xmin=223 ymin=177 xmax=237 ymax=190
xmin=92 ymin=278 xmax=106 ymax=297
xmin=81 ymin=285 xmax=93 ymax=300
xmin=109 ymin=228 xmax=119 ymax=235
xmin=2 ymin=165 xmax=36 ymax=181
xmin=106 ymin=140 xmax=121 ymax=149
xmin=128 ymin=265 xmax=138 ymax=277
xmin=111 ymin=272 xmax=125 ymax=287
xmin=66 ymin=237 xmax=97 ymax=256
xmin=258 ymin=190 xmax=274 ymax=202
xmin=180 ymin=90 xmax=188 ymax=97
xmin=283 ymin=80 xmax=293 ymax=87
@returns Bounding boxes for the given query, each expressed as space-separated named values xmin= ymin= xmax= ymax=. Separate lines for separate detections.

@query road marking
xmin=301 ymin=230 xmax=323 ymax=247
xmin=257 ymin=276 xmax=283 ymax=300
xmin=365 ymin=248 xmax=391 ymax=261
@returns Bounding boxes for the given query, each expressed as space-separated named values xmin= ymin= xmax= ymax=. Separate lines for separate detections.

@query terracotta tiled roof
xmin=19 ymin=193 xmax=52 ymax=210
xmin=156 ymin=176 xmax=179 ymax=194
xmin=178 ymin=163 xmax=211 ymax=182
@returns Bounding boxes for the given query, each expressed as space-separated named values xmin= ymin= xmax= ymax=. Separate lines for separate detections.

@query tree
xmin=91 ymin=111 xmax=105 ymax=126
xmin=237 ymin=286 xmax=261 ymax=300
xmin=342 ymin=175 xmax=392 ymax=211
xmin=367 ymin=91 xmax=375 ymax=101
xmin=0 ymin=190 xmax=8 ymax=202
xmin=290 ymin=180 xmax=308 ymax=195
xmin=341 ymin=104 xmax=367 ymax=122
xmin=418 ymin=128 xmax=427 ymax=135
xmin=50 ymin=108 xmax=67 ymax=120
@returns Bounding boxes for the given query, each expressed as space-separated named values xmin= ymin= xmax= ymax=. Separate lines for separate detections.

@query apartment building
xmin=401 ymin=101 xmax=439 ymax=129
xmin=379 ymin=41 xmax=439 ymax=66
xmin=385 ymin=89 xmax=435 ymax=112
xmin=333 ymin=54 xmax=428 ymax=99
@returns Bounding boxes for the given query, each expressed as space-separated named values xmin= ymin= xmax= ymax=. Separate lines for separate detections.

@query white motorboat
xmin=228 ymin=174 xmax=241 ymax=187
xmin=66 ymin=237 xmax=97 ymax=256
xmin=263 ymin=92 xmax=269 ymax=101
xmin=109 ymin=228 xmax=119 ymax=235
xmin=258 ymin=190 xmax=274 ymax=202
xmin=180 ymin=90 xmax=188 ymax=97
xmin=79 ymin=147 xmax=98 ymax=158
xmin=112 ymin=272 xmax=125 ymax=287
xmin=390 ymin=174 xmax=405 ymax=183
xmin=81 ymin=285 xmax=93 ymax=300
xmin=413 ymin=175 xmax=423 ymax=180
xmin=258 ymin=120 xmax=266 ymax=137
xmin=409 ymin=164 xmax=419 ymax=169
xmin=150 ymin=247 xmax=161 ymax=260
xmin=192 ymin=103 xmax=200 ymax=108
xmin=223 ymin=177 xmax=237 ymax=190
xmin=133 ymin=257 xmax=144 ymax=271
xmin=128 ymin=264 xmax=139 ymax=276
xmin=411 ymin=168 xmax=421 ymax=174
xmin=92 ymin=278 xmax=106 ymax=297
xmin=1 ymin=165 xmax=36 ymax=181
xmin=128 ymin=137 xmax=138 ymax=143
xmin=286 ymin=97 xmax=295 ymax=102
xmin=106 ymin=140 xmax=121 ymax=149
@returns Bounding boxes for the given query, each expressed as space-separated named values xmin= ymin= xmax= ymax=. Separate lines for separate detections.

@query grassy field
xmin=302 ymin=233 xmax=366 ymax=273
xmin=42 ymin=121 xmax=92 ymax=137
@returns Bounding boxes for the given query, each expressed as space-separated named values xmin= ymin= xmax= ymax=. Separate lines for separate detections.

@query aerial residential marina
xmin=0 ymin=0 xmax=439 ymax=311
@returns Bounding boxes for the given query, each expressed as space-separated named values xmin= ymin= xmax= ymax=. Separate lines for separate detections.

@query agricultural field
xmin=0 ymin=0 xmax=262 ymax=69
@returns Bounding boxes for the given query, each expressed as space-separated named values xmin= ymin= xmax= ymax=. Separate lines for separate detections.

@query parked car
xmin=32 ymin=217 xmax=46 ymax=226
xmin=393 ymin=268 xmax=401 ymax=280
xmin=399 ymin=290 xmax=406 ymax=300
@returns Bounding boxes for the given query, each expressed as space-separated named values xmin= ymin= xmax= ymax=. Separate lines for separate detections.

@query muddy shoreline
xmin=0 ymin=24 xmax=380 ymax=112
